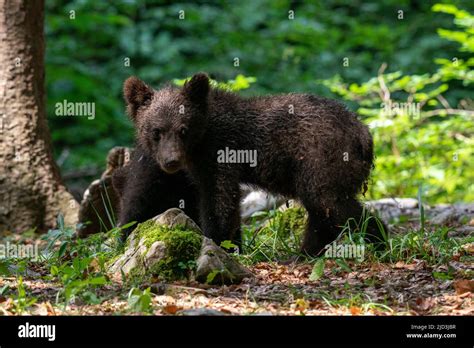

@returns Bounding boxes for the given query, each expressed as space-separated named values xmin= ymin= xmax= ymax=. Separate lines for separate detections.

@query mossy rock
xmin=260 ymin=205 xmax=307 ymax=239
xmin=196 ymin=237 xmax=254 ymax=285
xmin=247 ymin=204 xmax=307 ymax=261
xmin=108 ymin=208 xmax=253 ymax=285
xmin=107 ymin=209 xmax=202 ymax=282
xmin=277 ymin=206 xmax=307 ymax=237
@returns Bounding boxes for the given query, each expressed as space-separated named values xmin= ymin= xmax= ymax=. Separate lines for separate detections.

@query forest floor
xmin=0 ymin=199 xmax=473 ymax=316
xmin=0 ymin=256 xmax=472 ymax=316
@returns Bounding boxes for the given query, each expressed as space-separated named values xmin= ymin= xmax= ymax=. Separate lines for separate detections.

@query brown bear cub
xmin=112 ymin=145 xmax=199 ymax=239
xmin=123 ymin=73 xmax=387 ymax=255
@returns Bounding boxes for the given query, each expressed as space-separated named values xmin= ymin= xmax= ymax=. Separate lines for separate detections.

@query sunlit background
xmin=45 ymin=0 xmax=474 ymax=203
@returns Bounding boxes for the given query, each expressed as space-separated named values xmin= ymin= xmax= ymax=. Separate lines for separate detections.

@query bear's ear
xmin=182 ymin=73 xmax=210 ymax=104
xmin=123 ymin=76 xmax=153 ymax=121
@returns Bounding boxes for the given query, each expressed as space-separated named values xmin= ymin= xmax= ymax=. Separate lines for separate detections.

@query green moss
xmin=127 ymin=252 xmax=146 ymax=280
xmin=133 ymin=220 xmax=202 ymax=281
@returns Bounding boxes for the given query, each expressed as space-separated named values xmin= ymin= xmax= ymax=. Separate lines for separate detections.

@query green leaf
xmin=88 ymin=276 xmax=107 ymax=285
xmin=0 ymin=284 xmax=9 ymax=296
xmin=0 ymin=261 xmax=11 ymax=276
xmin=309 ymin=258 xmax=325 ymax=281
xmin=206 ymin=269 xmax=222 ymax=284
xmin=127 ymin=287 xmax=152 ymax=313
xmin=58 ymin=241 xmax=68 ymax=258
xmin=220 ymin=240 xmax=237 ymax=250
xmin=50 ymin=265 xmax=59 ymax=276
xmin=335 ymin=259 xmax=352 ymax=273
xmin=120 ymin=221 xmax=137 ymax=230
xmin=57 ymin=214 xmax=65 ymax=231
xmin=432 ymin=271 xmax=453 ymax=280
xmin=82 ymin=291 xmax=101 ymax=305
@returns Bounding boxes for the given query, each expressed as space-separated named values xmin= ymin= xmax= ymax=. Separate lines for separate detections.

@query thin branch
xmin=422 ymin=109 xmax=474 ymax=117
xmin=377 ymin=63 xmax=391 ymax=104
xmin=437 ymin=94 xmax=452 ymax=110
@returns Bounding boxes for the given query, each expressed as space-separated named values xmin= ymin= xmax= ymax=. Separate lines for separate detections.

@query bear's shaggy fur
xmin=123 ymin=73 xmax=387 ymax=255
xmin=112 ymin=145 xmax=199 ymax=238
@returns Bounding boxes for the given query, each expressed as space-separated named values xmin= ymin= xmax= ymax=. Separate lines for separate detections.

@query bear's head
xmin=123 ymin=73 xmax=210 ymax=174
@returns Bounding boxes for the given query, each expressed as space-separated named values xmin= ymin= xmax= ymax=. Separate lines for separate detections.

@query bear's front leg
xmin=198 ymin=172 xmax=241 ymax=248
xmin=112 ymin=152 xmax=167 ymax=241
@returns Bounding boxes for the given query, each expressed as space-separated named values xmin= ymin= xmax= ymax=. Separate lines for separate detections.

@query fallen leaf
xmin=461 ymin=243 xmax=474 ymax=254
xmin=309 ymin=259 xmax=325 ymax=281
xmin=394 ymin=261 xmax=416 ymax=270
xmin=45 ymin=301 xmax=56 ymax=316
xmin=163 ymin=304 xmax=182 ymax=314
xmin=32 ymin=303 xmax=49 ymax=316
xmin=295 ymin=298 xmax=309 ymax=311
xmin=454 ymin=279 xmax=474 ymax=295
xmin=89 ymin=258 xmax=100 ymax=271
xmin=413 ymin=297 xmax=435 ymax=312
xmin=350 ymin=306 xmax=361 ymax=315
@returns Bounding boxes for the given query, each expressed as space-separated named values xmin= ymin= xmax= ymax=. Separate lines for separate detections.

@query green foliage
xmin=309 ymin=258 xmax=325 ymax=281
xmin=41 ymin=214 xmax=76 ymax=259
xmin=320 ymin=4 xmax=474 ymax=203
xmin=12 ymin=277 xmax=37 ymax=314
xmin=39 ymin=216 xmax=137 ymax=305
xmin=206 ymin=269 xmax=224 ymax=284
xmin=50 ymin=257 xmax=108 ymax=305
xmin=42 ymin=215 xmax=128 ymax=263
xmin=433 ymin=3 xmax=474 ymax=52
xmin=174 ymin=74 xmax=256 ymax=91
xmin=0 ymin=284 xmax=9 ymax=297
xmin=340 ymin=191 xmax=471 ymax=266
xmin=319 ymin=291 xmax=393 ymax=313
xmin=220 ymin=240 xmax=238 ymax=250
xmin=242 ymin=207 xmax=307 ymax=262
xmin=375 ymin=226 xmax=467 ymax=265
xmin=0 ymin=259 xmax=11 ymax=276
xmin=127 ymin=287 xmax=153 ymax=313
xmin=45 ymin=0 xmax=474 ymax=188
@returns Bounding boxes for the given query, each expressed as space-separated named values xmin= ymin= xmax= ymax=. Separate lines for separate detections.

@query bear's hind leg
xmin=301 ymin=196 xmax=387 ymax=256
xmin=300 ymin=201 xmax=342 ymax=256
xmin=335 ymin=197 xmax=388 ymax=247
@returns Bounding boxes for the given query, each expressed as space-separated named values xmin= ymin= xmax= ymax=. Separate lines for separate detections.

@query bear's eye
xmin=152 ymin=128 xmax=161 ymax=141
xmin=179 ymin=127 xmax=188 ymax=138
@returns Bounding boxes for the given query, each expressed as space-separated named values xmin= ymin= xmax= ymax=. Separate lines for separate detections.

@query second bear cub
xmin=123 ymin=73 xmax=386 ymax=255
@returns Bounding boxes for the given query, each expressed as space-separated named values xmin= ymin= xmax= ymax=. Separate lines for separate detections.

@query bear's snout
xmin=162 ymin=158 xmax=182 ymax=173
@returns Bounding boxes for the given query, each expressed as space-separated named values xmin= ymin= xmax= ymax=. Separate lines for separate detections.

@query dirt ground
xmin=1 ymin=257 xmax=472 ymax=316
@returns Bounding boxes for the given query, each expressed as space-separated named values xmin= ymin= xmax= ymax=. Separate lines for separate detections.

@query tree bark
xmin=0 ymin=0 xmax=78 ymax=234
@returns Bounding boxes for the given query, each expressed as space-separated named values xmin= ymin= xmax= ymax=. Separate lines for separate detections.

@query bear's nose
xmin=164 ymin=159 xmax=180 ymax=171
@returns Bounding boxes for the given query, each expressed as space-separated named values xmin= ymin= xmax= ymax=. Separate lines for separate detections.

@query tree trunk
xmin=0 ymin=0 xmax=78 ymax=234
